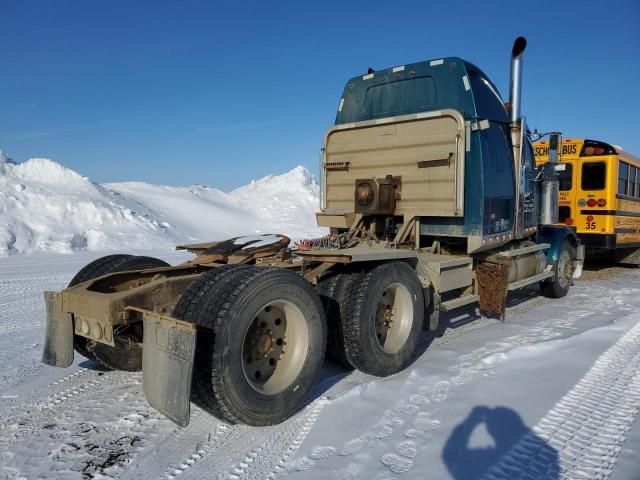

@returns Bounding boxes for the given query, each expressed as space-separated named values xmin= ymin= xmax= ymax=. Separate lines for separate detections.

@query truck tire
xmin=341 ymin=262 xmax=424 ymax=377
xmin=174 ymin=267 xmax=327 ymax=426
xmin=541 ymin=241 xmax=575 ymax=299
xmin=68 ymin=254 xmax=170 ymax=370
xmin=316 ymin=270 xmax=357 ymax=370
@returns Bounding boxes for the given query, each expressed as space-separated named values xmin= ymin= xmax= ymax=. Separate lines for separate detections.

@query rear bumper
xmin=577 ymin=233 xmax=616 ymax=250
xmin=41 ymin=295 xmax=197 ymax=427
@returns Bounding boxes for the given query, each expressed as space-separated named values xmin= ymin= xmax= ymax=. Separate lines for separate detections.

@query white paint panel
xmin=462 ymin=75 xmax=470 ymax=91
xmin=233 ymin=234 xmax=285 ymax=250
xmin=430 ymin=59 xmax=444 ymax=66
xmin=362 ymin=73 xmax=374 ymax=80
xmin=416 ymin=110 xmax=442 ymax=119
xmin=392 ymin=66 xmax=405 ymax=73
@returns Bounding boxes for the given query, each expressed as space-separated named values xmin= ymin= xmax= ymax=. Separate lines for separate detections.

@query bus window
xmin=630 ymin=166 xmax=637 ymax=197
xmin=582 ymin=162 xmax=606 ymax=191
xmin=618 ymin=161 xmax=629 ymax=195
xmin=559 ymin=164 xmax=572 ymax=191
xmin=559 ymin=206 xmax=571 ymax=223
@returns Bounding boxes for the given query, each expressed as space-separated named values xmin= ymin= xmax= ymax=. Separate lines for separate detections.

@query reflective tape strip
xmin=416 ymin=110 xmax=442 ymax=119
xmin=465 ymin=121 xmax=471 ymax=151
xmin=392 ymin=65 xmax=405 ymax=73
xmin=462 ymin=75 xmax=470 ymax=91
xmin=362 ymin=73 xmax=374 ymax=80
xmin=430 ymin=59 xmax=444 ymax=66
xmin=338 ymin=98 xmax=344 ymax=112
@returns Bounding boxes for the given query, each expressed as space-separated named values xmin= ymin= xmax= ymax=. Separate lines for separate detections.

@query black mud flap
xmin=42 ymin=291 xmax=74 ymax=367
xmin=141 ymin=310 xmax=197 ymax=427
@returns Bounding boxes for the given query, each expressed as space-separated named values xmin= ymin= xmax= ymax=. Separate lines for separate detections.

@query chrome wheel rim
xmin=374 ymin=283 xmax=413 ymax=354
xmin=557 ymin=249 xmax=572 ymax=289
xmin=241 ymin=300 xmax=309 ymax=395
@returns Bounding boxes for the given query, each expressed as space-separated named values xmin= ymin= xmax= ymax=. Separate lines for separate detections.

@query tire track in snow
xmin=117 ymin=406 xmax=245 ymax=480
xmin=0 ymin=371 xmax=174 ymax=479
xmin=481 ymin=319 xmax=640 ymax=480
xmin=161 ymin=423 xmax=241 ymax=480
xmin=215 ymin=397 xmax=329 ymax=480
xmin=0 ymin=369 xmax=131 ymax=450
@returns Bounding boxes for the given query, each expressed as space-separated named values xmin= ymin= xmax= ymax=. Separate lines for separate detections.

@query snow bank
xmin=0 ymin=150 xmax=325 ymax=256
xmin=230 ymin=165 xmax=326 ymax=241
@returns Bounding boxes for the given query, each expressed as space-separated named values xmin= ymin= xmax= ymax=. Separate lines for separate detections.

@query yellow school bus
xmin=534 ymin=138 xmax=640 ymax=262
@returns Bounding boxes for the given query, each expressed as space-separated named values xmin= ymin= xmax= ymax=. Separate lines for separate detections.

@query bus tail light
xmin=580 ymin=140 xmax=617 ymax=156
xmin=586 ymin=215 xmax=594 ymax=222
xmin=587 ymin=198 xmax=597 ymax=207
xmin=597 ymin=198 xmax=607 ymax=207
xmin=565 ymin=218 xmax=574 ymax=226
xmin=584 ymin=146 xmax=605 ymax=156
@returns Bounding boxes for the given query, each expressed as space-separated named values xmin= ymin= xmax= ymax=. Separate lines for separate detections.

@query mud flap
xmin=42 ymin=291 xmax=74 ymax=367
xmin=475 ymin=262 xmax=510 ymax=318
xmin=573 ymin=244 xmax=585 ymax=279
xmin=141 ymin=310 xmax=197 ymax=427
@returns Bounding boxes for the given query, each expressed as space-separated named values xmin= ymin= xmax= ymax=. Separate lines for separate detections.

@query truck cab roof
xmin=335 ymin=57 xmax=508 ymax=125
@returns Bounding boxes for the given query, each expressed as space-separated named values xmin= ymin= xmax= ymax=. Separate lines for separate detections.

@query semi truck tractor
xmin=42 ymin=37 xmax=584 ymax=427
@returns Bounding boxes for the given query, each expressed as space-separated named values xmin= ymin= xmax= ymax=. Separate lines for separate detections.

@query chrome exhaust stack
xmin=509 ymin=36 xmax=528 ymax=239
xmin=509 ymin=37 xmax=527 ymax=124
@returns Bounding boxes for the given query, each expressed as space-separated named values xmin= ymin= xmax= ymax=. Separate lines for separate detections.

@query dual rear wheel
xmin=317 ymin=262 xmax=424 ymax=377
xmin=172 ymin=266 xmax=326 ymax=426
xmin=175 ymin=261 xmax=422 ymax=425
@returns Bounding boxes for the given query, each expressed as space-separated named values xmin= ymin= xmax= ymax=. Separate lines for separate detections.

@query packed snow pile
xmin=230 ymin=166 xmax=323 ymax=241
xmin=0 ymin=151 xmax=326 ymax=256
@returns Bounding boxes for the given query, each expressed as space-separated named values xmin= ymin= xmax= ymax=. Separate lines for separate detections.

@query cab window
xmin=363 ymin=76 xmax=437 ymax=119
xmin=582 ymin=162 xmax=606 ymax=191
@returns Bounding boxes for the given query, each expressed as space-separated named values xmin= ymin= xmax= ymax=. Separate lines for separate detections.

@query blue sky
xmin=1 ymin=0 xmax=638 ymax=190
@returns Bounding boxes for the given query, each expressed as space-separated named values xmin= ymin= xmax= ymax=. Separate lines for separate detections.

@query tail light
xmin=584 ymin=146 xmax=605 ymax=155
xmin=565 ymin=218 xmax=574 ymax=226
xmin=597 ymin=198 xmax=607 ymax=207
xmin=586 ymin=215 xmax=594 ymax=221
xmin=580 ymin=140 xmax=617 ymax=156
xmin=587 ymin=198 xmax=597 ymax=207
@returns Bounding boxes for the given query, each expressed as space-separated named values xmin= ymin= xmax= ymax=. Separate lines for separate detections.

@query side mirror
xmin=548 ymin=133 xmax=561 ymax=164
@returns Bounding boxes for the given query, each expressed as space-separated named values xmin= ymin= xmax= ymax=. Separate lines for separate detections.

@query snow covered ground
xmin=0 ymin=252 xmax=639 ymax=480
xmin=0 ymin=151 xmax=326 ymax=256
